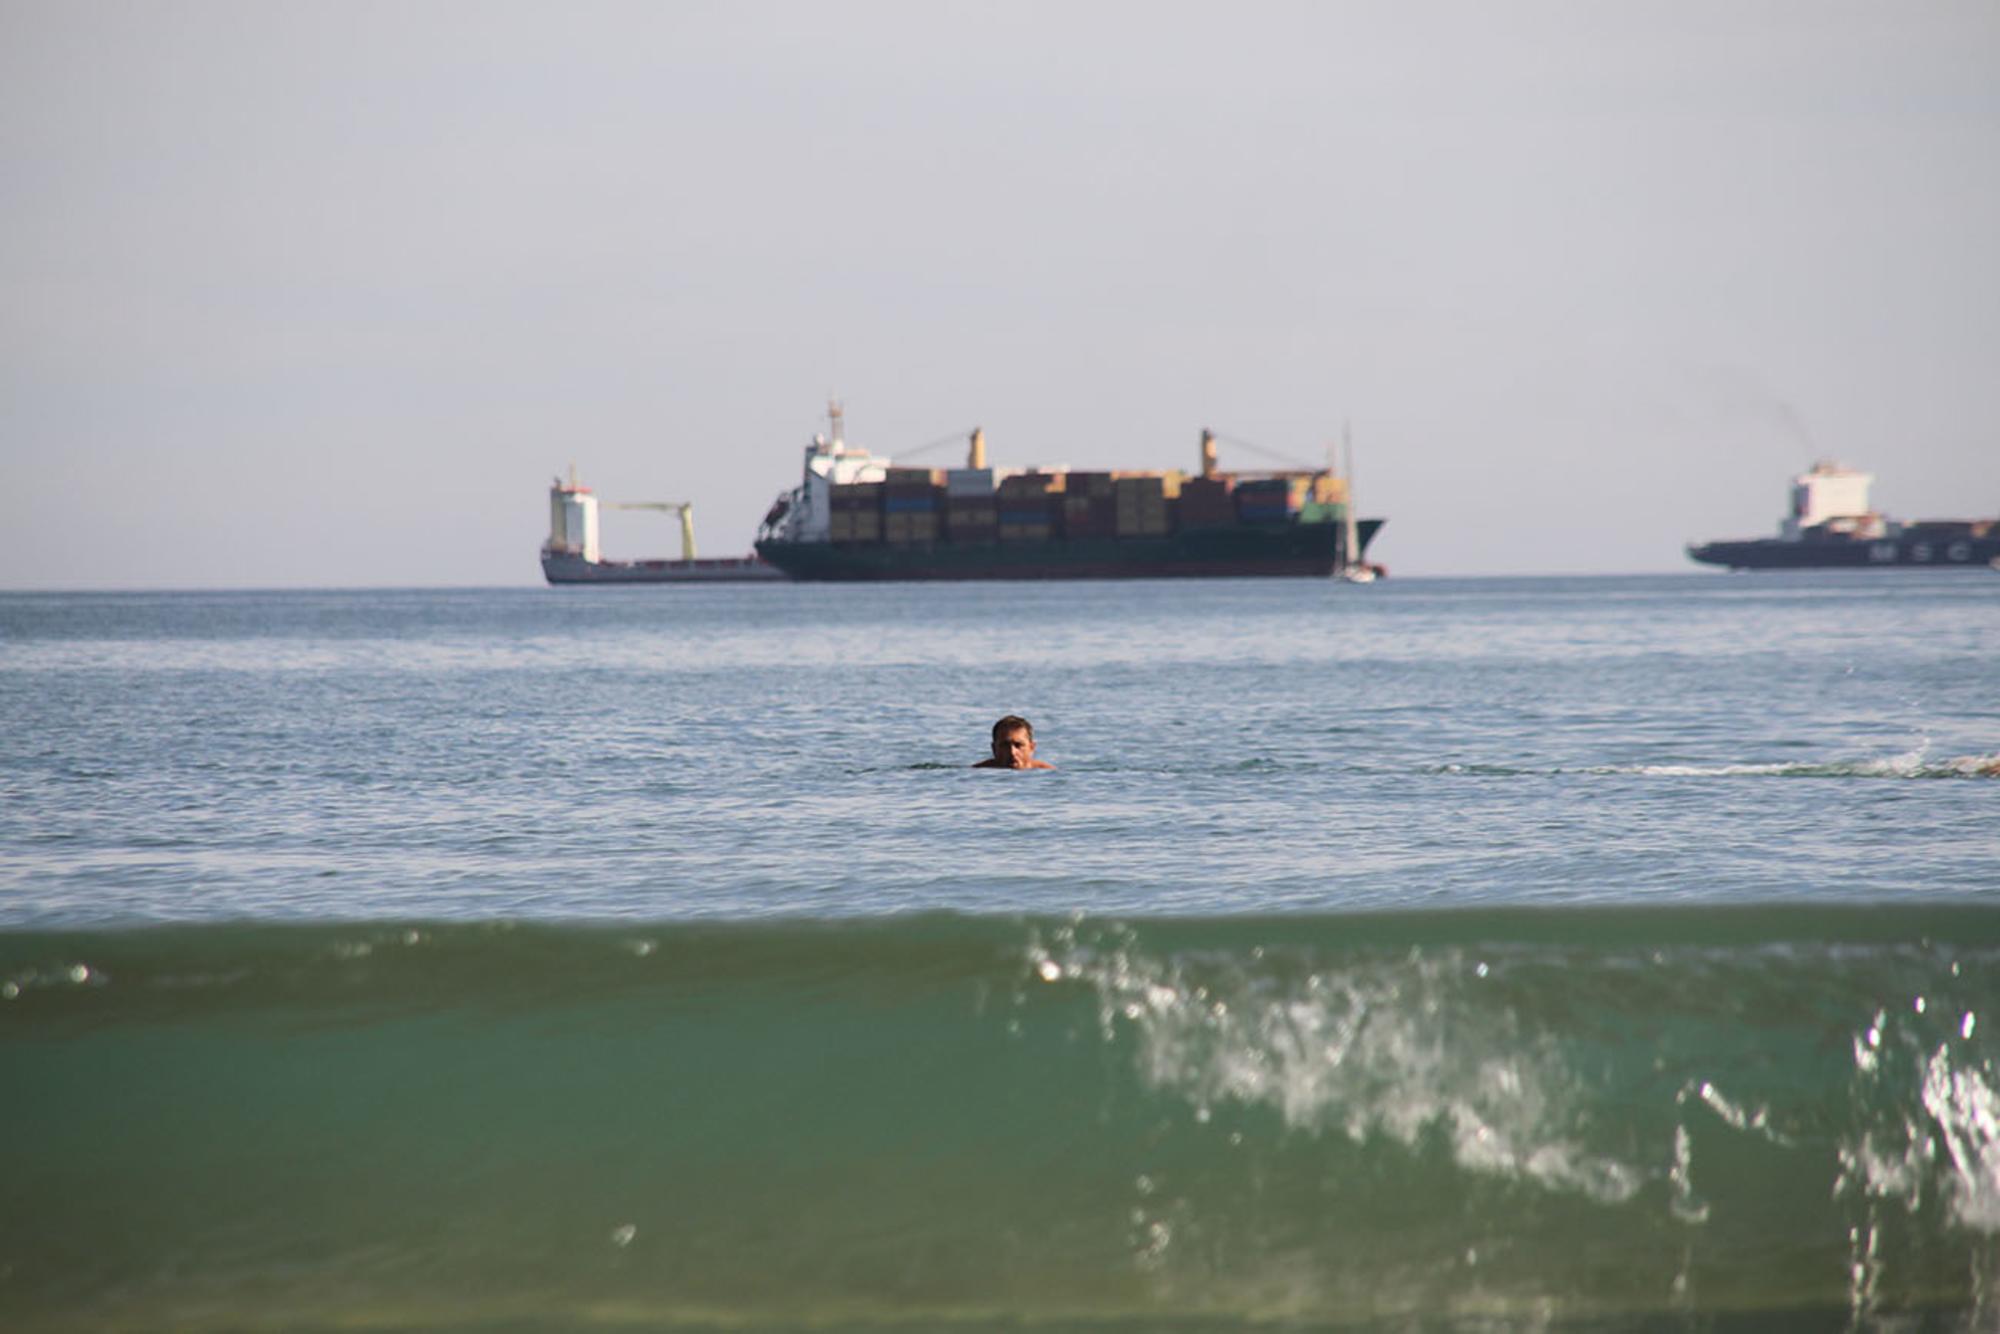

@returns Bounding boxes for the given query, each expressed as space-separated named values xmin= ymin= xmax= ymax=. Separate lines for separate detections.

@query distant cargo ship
xmin=1687 ymin=462 xmax=2000 ymax=571
xmin=540 ymin=469 xmax=780 ymax=584
xmin=753 ymin=404 xmax=1385 ymax=581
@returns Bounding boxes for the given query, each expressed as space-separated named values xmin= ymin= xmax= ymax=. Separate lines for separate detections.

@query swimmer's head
xmin=990 ymin=716 xmax=1036 ymax=769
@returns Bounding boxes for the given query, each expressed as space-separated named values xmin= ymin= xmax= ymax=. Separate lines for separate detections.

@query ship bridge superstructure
xmin=759 ymin=400 xmax=893 ymax=544
xmin=544 ymin=466 xmax=600 ymax=563
xmin=1784 ymin=462 xmax=1881 ymax=539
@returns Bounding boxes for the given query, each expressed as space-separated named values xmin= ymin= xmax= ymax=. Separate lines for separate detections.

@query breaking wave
xmin=7 ymin=908 xmax=2000 ymax=1329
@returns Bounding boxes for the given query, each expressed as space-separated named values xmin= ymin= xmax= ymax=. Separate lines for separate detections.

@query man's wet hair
xmin=992 ymin=715 xmax=1033 ymax=742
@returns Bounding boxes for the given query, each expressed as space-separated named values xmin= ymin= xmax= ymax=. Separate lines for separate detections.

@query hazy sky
xmin=4 ymin=0 xmax=1997 ymax=586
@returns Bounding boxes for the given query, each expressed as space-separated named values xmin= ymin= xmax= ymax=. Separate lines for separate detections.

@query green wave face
xmin=5 ymin=909 xmax=1999 ymax=1331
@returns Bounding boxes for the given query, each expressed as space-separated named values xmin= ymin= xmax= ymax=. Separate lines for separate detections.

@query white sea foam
xmin=1602 ymin=747 xmax=1999 ymax=779
xmin=1837 ymin=1001 xmax=2000 ymax=1237
xmin=1435 ymin=749 xmax=1999 ymax=781
xmin=1680 ymin=1078 xmax=1792 ymax=1147
xmin=1028 ymin=933 xmax=1642 ymax=1206
xmin=1922 ymin=1044 xmax=2000 ymax=1231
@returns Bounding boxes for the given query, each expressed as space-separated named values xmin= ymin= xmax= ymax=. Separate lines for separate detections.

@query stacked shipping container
xmin=1059 ymin=473 xmax=1117 ymax=539
xmin=826 ymin=466 xmax=1344 ymax=546
xmin=944 ymin=467 xmax=997 ymax=544
xmin=883 ymin=468 xmax=940 ymax=545
xmin=1233 ymin=476 xmax=1311 ymax=523
xmin=1114 ymin=475 xmax=1171 ymax=536
xmin=997 ymin=472 xmax=1062 ymax=544
xmin=828 ymin=480 xmax=884 ymax=544
xmin=1176 ymin=476 xmax=1236 ymax=529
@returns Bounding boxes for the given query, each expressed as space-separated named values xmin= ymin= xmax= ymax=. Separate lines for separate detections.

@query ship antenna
xmin=828 ymin=396 xmax=845 ymax=449
xmin=1343 ymin=422 xmax=1359 ymax=577
xmin=1342 ymin=421 xmax=1355 ymax=496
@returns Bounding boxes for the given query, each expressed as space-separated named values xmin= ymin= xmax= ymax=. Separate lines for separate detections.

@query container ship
xmin=1687 ymin=462 xmax=2000 ymax=571
xmin=541 ymin=469 xmax=780 ymax=584
xmin=753 ymin=404 xmax=1385 ymax=581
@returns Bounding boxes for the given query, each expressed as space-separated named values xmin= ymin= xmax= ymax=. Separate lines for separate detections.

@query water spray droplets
xmin=2 ymin=961 xmax=108 ymax=998
xmin=1669 ymin=1123 xmax=1710 ymax=1225
xmin=1029 ymin=931 xmax=1642 ymax=1206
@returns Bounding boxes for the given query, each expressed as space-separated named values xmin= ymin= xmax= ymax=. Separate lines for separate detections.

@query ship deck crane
xmin=604 ymin=502 xmax=697 ymax=561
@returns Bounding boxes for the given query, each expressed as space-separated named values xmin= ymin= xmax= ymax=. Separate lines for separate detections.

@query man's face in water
xmin=992 ymin=727 xmax=1037 ymax=769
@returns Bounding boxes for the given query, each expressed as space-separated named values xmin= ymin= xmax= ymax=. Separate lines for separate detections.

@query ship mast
xmin=1344 ymin=424 xmax=1357 ymax=575
xmin=1338 ymin=422 xmax=1375 ymax=583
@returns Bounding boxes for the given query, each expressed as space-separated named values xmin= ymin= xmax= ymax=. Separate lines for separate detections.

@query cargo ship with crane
xmin=540 ymin=468 xmax=780 ymax=584
xmin=752 ymin=403 xmax=1385 ymax=581
xmin=1687 ymin=462 xmax=2000 ymax=571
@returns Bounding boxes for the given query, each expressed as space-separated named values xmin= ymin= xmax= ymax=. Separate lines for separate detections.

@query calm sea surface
xmin=3 ymin=573 xmax=1998 ymax=1331
xmin=3 ymin=573 xmax=1996 ymax=924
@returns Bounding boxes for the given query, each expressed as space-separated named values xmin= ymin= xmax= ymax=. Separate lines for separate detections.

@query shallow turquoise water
xmin=2 ymin=573 xmax=1997 ymax=1329
xmin=5 ymin=911 xmax=1999 ymax=1330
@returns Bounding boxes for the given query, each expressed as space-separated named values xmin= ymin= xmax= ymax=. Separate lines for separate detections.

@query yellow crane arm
xmin=603 ymin=502 xmax=696 ymax=561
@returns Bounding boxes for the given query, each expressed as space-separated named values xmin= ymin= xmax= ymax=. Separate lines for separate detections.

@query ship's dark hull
xmin=1688 ymin=533 xmax=2000 ymax=571
xmin=756 ymin=519 xmax=1382 ymax=582
xmin=542 ymin=553 xmax=782 ymax=584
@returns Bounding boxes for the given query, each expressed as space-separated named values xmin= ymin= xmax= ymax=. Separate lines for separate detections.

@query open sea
xmin=3 ymin=572 xmax=1998 ymax=1331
